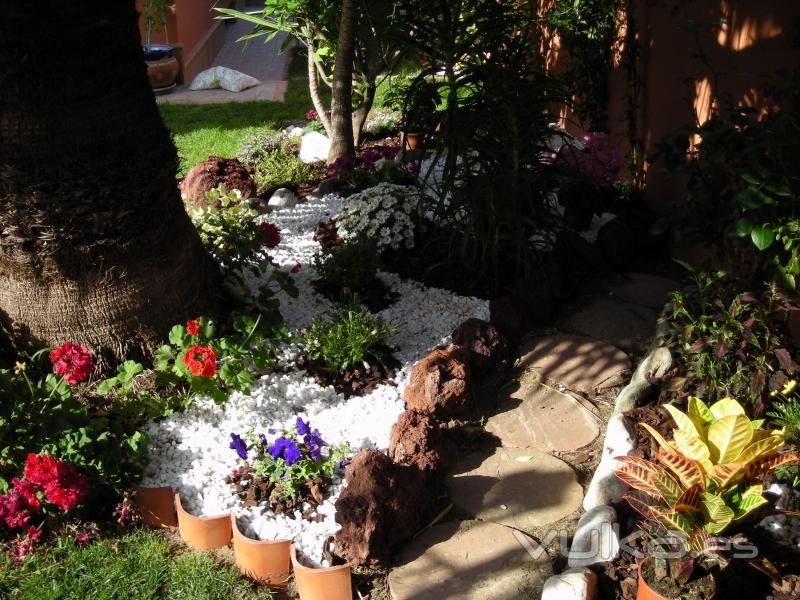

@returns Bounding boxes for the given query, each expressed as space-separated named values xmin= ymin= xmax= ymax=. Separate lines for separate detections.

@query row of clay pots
xmin=133 ymin=486 xmax=351 ymax=599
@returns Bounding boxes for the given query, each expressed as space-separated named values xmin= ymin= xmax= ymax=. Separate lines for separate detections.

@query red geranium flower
xmin=23 ymin=453 xmax=59 ymax=487
xmin=259 ymin=223 xmax=281 ymax=249
xmin=11 ymin=478 xmax=41 ymax=510
xmin=50 ymin=342 xmax=92 ymax=384
xmin=0 ymin=490 xmax=32 ymax=529
xmin=185 ymin=318 xmax=201 ymax=336
xmin=42 ymin=462 xmax=89 ymax=511
xmin=290 ymin=262 xmax=302 ymax=274
xmin=183 ymin=345 xmax=217 ymax=378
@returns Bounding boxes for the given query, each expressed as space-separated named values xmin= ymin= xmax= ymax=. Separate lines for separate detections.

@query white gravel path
xmin=141 ymin=193 xmax=488 ymax=566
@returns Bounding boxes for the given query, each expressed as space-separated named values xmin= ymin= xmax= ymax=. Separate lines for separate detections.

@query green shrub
xmin=303 ymin=307 xmax=394 ymax=374
xmin=236 ymin=130 xmax=294 ymax=168
xmin=314 ymin=237 xmax=381 ymax=296
xmin=253 ymin=148 xmax=316 ymax=193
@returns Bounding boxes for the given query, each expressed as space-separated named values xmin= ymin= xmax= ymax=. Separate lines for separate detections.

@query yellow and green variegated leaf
xmin=687 ymin=396 xmax=714 ymax=438
xmin=641 ymin=423 xmax=673 ymax=453
xmin=675 ymin=483 xmax=703 ymax=513
xmin=751 ymin=419 xmax=765 ymax=430
xmin=654 ymin=509 xmax=696 ymax=536
xmin=623 ymin=494 xmax=665 ymax=521
xmin=733 ymin=436 xmax=784 ymax=469
xmin=687 ymin=529 xmax=725 ymax=556
xmin=614 ymin=456 xmax=682 ymax=504
xmin=701 ymin=493 xmax=734 ymax=533
xmin=707 ymin=414 xmax=753 ymax=464
xmin=745 ymin=452 xmax=800 ymax=479
xmin=751 ymin=428 xmax=785 ymax=444
xmin=656 ymin=450 xmax=706 ymax=488
xmin=709 ymin=397 xmax=746 ymax=419
xmin=664 ymin=404 xmax=701 ymax=438
xmin=733 ymin=485 xmax=768 ymax=522
xmin=674 ymin=429 xmax=711 ymax=465
xmin=708 ymin=462 xmax=744 ymax=489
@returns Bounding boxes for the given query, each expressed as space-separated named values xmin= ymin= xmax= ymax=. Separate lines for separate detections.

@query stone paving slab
xmin=446 ymin=447 xmax=583 ymax=532
xmin=598 ymin=272 xmax=680 ymax=310
xmin=485 ymin=382 xmax=600 ymax=452
xmin=157 ymin=20 xmax=292 ymax=105
xmin=517 ymin=334 xmax=631 ymax=396
xmin=389 ymin=519 xmax=552 ymax=600
xmin=561 ymin=298 xmax=658 ymax=351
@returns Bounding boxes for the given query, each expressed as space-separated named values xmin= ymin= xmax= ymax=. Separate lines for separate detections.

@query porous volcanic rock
xmin=180 ymin=156 xmax=256 ymax=205
xmin=403 ymin=345 xmax=471 ymax=418
xmin=334 ymin=449 xmax=426 ymax=567
xmin=451 ymin=318 xmax=509 ymax=375
xmin=388 ymin=411 xmax=447 ymax=471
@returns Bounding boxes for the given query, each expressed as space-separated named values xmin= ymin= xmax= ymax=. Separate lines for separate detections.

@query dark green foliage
xmin=547 ymin=0 xmax=623 ymax=130
xmin=313 ymin=236 xmax=391 ymax=311
xmin=395 ymin=0 xmax=570 ymax=296
xmin=661 ymin=267 xmax=796 ymax=412
xmin=653 ymin=72 xmax=800 ymax=289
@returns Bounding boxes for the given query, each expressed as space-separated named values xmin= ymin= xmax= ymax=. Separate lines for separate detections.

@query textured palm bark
xmin=327 ymin=0 xmax=357 ymax=164
xmin=0 ymin=1 xmax=221 ymax=367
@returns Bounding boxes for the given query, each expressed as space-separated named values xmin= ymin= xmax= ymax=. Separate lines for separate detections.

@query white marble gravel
xmin=141 ymin=192 xmax=488 ymax=566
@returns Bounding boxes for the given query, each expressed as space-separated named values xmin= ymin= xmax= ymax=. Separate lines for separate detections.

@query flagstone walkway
xmin=157 ymin=18 xmax=292 ymax=105
xmin=387 ymin=272 xmax=680 ymax=600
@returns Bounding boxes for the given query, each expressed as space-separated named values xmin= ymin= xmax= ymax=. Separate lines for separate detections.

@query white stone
xmin=542 ymin=567 xmax=598 ymax=600
xmin=299 ymin=131 xmax=330 ymax=163
xmin=613 ymin=346 xmax=672 ymax=413
xmin=583 ymin=414 xmax=635 ymax=510
xmin=268 ymin=187 xmax=298 ymax=209
xmin=568 ymin=506 xmax=620 ymax=568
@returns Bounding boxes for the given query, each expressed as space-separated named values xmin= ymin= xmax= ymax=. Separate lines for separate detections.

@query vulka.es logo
xmin=512 ymin=524 xmax=758 ymax=560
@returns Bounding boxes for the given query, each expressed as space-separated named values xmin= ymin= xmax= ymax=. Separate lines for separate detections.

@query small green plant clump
xmin=313 ymin=236 xmax=390 ymax=310
xmin=235 ymin=130 xmax=316 ymax=194
xmin=303 ymin=307 xmax=394 ymax=374
xmin=661 ymin=266 xmax=797 ymax=410
xmin=767 ymin=379 xmax=800 ymax=487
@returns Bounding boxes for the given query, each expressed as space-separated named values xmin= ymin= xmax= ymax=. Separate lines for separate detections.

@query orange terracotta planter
xmin=231 ymin=515 xmax=291 ymax=587
xmin=400 ymin=131 xmax=424 ymax=150
xmin=174 ymin=493 xmax=232 ymax=550
xmin=133 ymin=485 xmax=177 ymax=529
xmin=637 ymin=559 xmax=715 ymax=600
xmin=290 ymin=544 xmax=352 ymax=600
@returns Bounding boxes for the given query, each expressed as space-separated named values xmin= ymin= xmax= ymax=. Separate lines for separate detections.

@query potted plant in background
xmin=141 ymin=0 xmax=179 ymax=93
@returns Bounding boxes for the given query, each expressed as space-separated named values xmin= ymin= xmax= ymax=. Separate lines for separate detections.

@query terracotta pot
xmin=231 ymin=515 xmax=291 ymax=587
xmin=143 ymin=44 xmax=180 ymax=90
xmin=400 ymin=131 xmax=423 ymax=150
xmin=290 ymin=544 xmax=352 ymax=600
xmin=133 ymin=485 xmax=177 ymax=529
xmin=174 ymin=493 xmax=232 ymax=550
xmin=637 ymin=558 xmax=715 ymax=600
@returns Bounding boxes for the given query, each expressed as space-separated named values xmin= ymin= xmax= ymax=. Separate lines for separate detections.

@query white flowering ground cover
xmin=141 ymin=193 xmax=489 ymax=566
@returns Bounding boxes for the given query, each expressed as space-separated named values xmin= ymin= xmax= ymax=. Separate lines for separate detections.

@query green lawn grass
xmin=160 ymin=48 xmax=326 ymax=176
xmin=0 ymin=528 xmax=273 ymax=600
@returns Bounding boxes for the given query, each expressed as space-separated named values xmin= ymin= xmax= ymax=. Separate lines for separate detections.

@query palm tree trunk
xmin=327 ymin=0 xmax=357 ymax=163
xmin=0 ymin=1 xmax=221 ymax=367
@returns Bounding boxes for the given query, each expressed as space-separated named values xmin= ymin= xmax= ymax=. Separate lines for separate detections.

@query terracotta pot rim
xmin=231 ymin=515 xmax=291 ymax=546
xmin=174 ymin=492 xmax=230 ymax=522
xmin=290 ymin=544 xmax=350 ymax=573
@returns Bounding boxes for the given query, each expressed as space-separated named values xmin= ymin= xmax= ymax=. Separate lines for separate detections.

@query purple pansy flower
xmin=304 ymin=428 xmax=327 ymax=461
xmin=268 ymin=436 xmax=302 ymax=466
xmin=258 ymin=433 xmax=268 ymax=446
xmin=229 ymin=433 xmax=248 ymax=460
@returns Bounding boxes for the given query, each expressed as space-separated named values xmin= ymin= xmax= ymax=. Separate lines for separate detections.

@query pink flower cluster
xmin=0 ymin=454 xmax=89 ymax=534
xmin=556 ymin=132 xmax=623 ymax=187
xmin=361 ymin=146 xmax=400 ymax=172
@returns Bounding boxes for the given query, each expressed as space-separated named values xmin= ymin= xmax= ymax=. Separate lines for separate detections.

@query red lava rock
xmin=179 ymin=156 xmax=256 ymax=205
xmin=334 ymin=449 xmax=426 ymax=567
xmin=451 ymin=318 xmax=508 ymax=376
xmin=403 ymin=344 xmax=471 ymax=418
xmin=388 ymin=411 xmax=447 ymax=471
xmin=489 ymin=296 xmax=529 ymax=341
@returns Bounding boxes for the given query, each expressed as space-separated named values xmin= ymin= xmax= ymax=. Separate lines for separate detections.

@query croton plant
xmin=615 ymin=397 xmax=799 ymax=583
